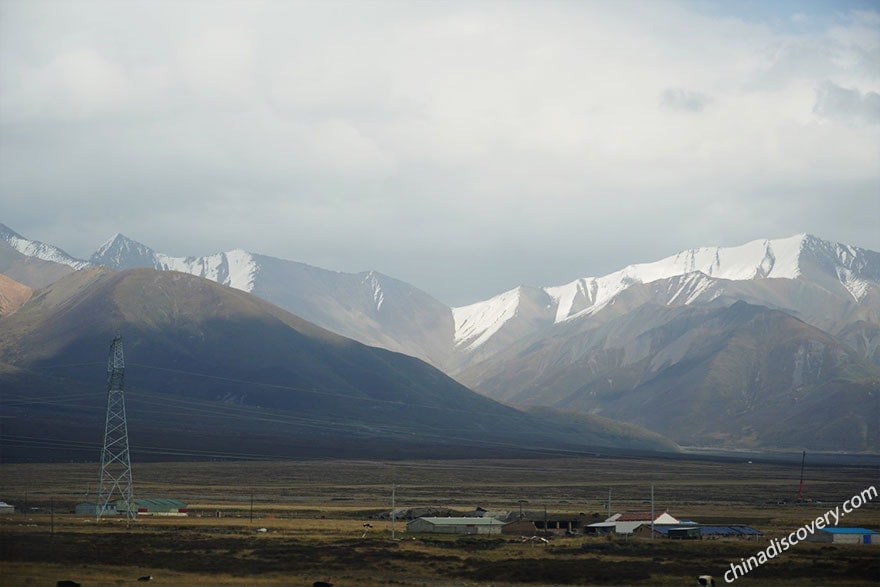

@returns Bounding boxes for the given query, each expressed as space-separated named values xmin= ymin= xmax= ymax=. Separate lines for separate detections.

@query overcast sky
xmin=2 ymin=0 xmax=878 ymax=305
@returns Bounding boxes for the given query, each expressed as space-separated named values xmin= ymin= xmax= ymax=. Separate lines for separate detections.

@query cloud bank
xmin=1 ymin=0 xmax=878 ymax=304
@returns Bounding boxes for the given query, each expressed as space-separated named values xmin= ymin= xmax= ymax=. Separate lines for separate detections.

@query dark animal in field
xmin=138 ymin=576 xmax=153 ymax=581
xmin=313 ymin=582 xmax=333 ymax=587
xmin=697 ymin=576 xmax=715 ymax=587
xmin=56 ymin=581 xmax=81 ymax=587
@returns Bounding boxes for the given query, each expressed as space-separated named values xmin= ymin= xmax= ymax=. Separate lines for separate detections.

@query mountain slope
xmin=90 ymin=234 xmax=457 ymax=370
xmin=0 ymin=223 xmax=83 ymax=289
xmin=0 ymin=274 xmax=32 ymax=316
xmin=0 ymin=267 xmax=678 ymax=461
xmin=460 ymin=301 xmax=880 ymax=451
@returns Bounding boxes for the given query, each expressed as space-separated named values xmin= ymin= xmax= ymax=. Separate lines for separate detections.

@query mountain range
xmin=0 ymin=224 xmax=675 ymax=462
xmin=1 ymin=222 xmax=878 ymax=454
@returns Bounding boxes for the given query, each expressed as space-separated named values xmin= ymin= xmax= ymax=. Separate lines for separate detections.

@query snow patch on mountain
xmin=155 ymin=250 xmax=257 ymax=293
xmin=0 ymin=223 xmax=90 ymax=270
xmin=820 ymin=240 xmax=874 ymax=302
xmin=666 ymin=272 xmax=719 ymax=305
xmin=453 ymin=287 xmax=523 ymax=350
xmin=363 ymin=271 xmax=385 ymax=312
xmin=552 ymin=235 xmax=805 ymax=322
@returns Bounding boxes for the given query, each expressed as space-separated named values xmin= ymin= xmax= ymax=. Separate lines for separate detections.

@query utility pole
xmin=650 ymin=484 xmax=655 ymax=540
xmin=391 ymin=482 xmax=396 ymax=540
xmin=797 ymin=451 xmax=807 ymax=502
xmin=608 ymin=488 xmax=612 ymax=517
xmin=97 ymin=337 xmax=134 ymax=526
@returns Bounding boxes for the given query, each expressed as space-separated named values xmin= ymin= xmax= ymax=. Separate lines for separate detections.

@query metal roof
xmin=820 ymin=527 xmax=877 ymax=534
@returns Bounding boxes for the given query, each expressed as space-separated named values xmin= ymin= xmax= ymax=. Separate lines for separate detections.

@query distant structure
xmin=97 ymin=336 xmax=134 ymax=524
xmin=406 ymin=517 xmax=505 ymax=535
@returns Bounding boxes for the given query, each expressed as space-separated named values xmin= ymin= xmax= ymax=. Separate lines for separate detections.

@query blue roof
xmin=820 ymin=527 xmax=877 ymax=534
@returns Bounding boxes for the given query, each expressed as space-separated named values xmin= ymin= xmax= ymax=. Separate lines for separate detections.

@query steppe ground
xmin=1 ymin=454 xmax=878 ymax=586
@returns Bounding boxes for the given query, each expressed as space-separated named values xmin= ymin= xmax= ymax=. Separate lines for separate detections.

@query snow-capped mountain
xmin=1 ymin=223 xmax=89 ymax=271
xmin=454 ymin=234 xmax=880 ymax=357
xmin=91 ymin=234 xmax=259 ymax=292
xmin=7 ymin=226 xmax=880 ymax=373
xmin=0 ymin=223 xmax=90 ymax=289
xmin=89 ymin=233 xmax=456 ymax=369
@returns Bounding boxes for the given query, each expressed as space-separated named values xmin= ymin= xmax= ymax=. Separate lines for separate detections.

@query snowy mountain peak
xmin=91 ymin=233 xmax=156 ymax=270
xmin=88 ymin=233 xmax=258 ymax=293
xmin=0 ymin=222 xmax=90 ymax=270
xmin=452 ymin=234 xmax=879 ymax=351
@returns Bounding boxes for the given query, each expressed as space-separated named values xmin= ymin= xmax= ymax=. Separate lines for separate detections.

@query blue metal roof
xmin=820 ymin=527 xmax=877 ymax=534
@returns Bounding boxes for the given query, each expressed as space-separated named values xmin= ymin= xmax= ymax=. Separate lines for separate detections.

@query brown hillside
xmin=0 ymin=273 xmax=32 ymax=316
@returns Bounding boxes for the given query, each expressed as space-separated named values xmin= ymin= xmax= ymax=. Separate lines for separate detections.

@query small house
xmin=0 ymin=501 xmax=14 ymax=514
xmin=805 ymin=528 xmax=878 ymax=545
xmin=117 ymin=498 xmax=188 ymax=516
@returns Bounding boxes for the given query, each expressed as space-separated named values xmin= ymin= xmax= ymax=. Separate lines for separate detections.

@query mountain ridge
xmin=3 ymin=222 xmax=878 ymax=452
xmin=15 ymin=225 xmax=880 ymax=374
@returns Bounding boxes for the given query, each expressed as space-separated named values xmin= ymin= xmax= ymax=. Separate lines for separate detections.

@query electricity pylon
xmin=97 ymin=336 xmax=134 ymax=524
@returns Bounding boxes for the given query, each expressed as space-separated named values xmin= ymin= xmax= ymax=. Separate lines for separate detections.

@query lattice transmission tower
xmin=97 ymin=336 xmax=135 ymax=524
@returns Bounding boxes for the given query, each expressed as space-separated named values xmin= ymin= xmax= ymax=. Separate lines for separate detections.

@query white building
xmin=806 ymin=528 xmax=878 ymax=545
xmin=586 ymin=511 xmax=680 ymax=535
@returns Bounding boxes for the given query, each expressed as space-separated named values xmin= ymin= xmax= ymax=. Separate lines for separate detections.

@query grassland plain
xmin=1 ymin=456 xmax=878 ymax=586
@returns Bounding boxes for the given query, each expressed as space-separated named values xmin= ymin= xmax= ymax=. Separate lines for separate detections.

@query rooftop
xmin=819 ymin=527 xmax=878 ymax=534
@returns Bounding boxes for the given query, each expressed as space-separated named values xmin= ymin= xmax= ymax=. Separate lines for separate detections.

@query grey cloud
xmin=813 ymin=81 xmax=880 ymax=124
xmin=660 ymin=88 xmax=712 ymax=112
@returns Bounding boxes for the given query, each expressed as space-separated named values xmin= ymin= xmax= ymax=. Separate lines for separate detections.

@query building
xmin=502 ymin=519 xmax=539 ymax=535
xmin=117 ymin=498 xmax=188 ymax=516
xmin=634 ymin=524 xmax=762 ymax=540
xmin=0 ymin=501 xmax=14 ymax=514
xmin=586 ymin=511 xmax=680 ymax=535
xmin=805 ymin=528 xmax=878 ymax=545
xmin=406 ymin=517 xmax=504 ymax=535
xmin=503 ymin=513 xmax=589 ymax=536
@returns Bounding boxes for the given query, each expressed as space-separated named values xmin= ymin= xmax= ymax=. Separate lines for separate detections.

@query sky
xmin=1 ymin=0 xmax=878 ymax=306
